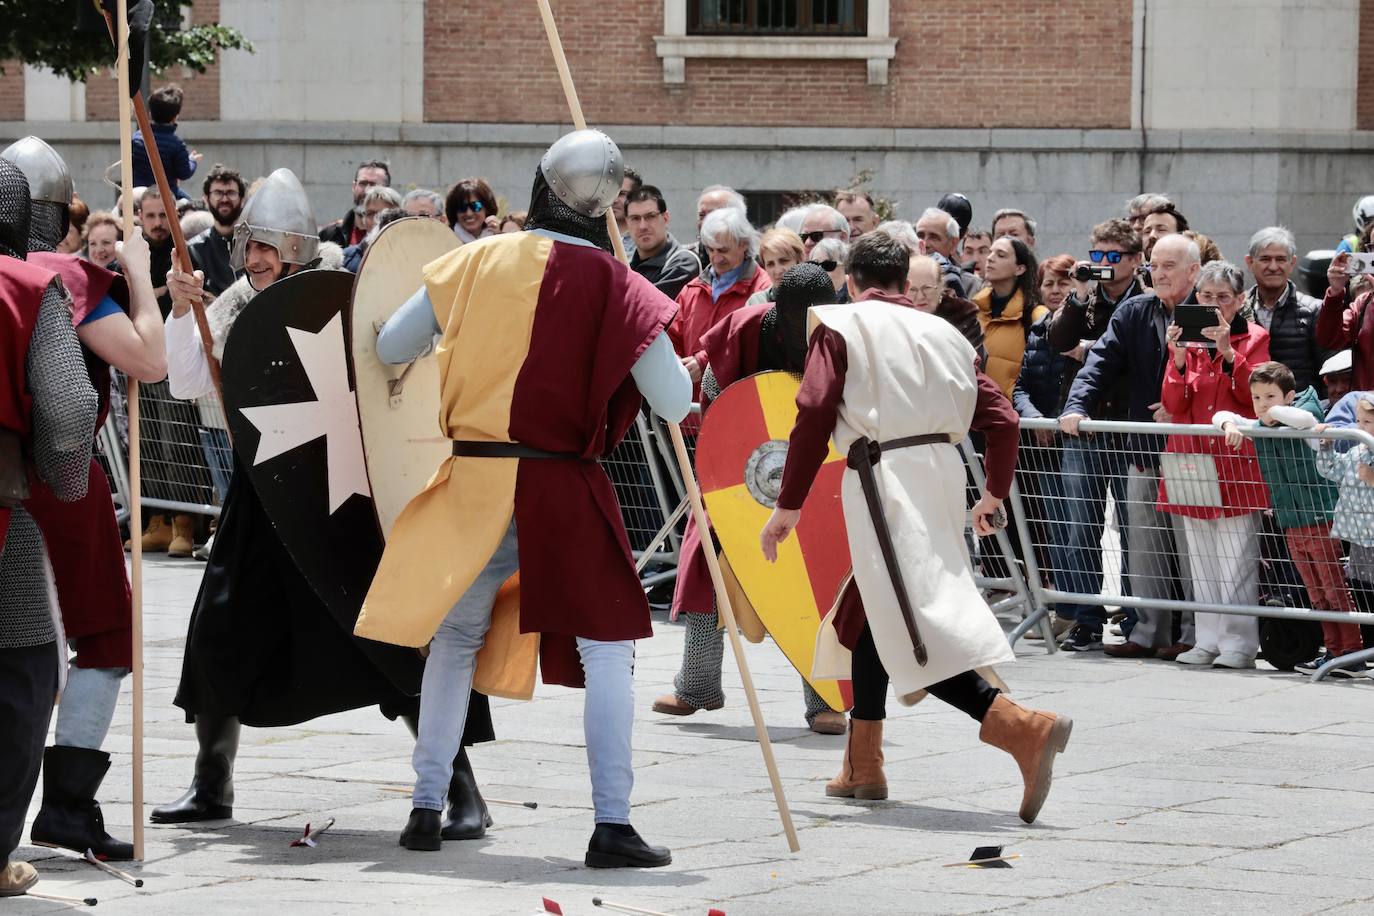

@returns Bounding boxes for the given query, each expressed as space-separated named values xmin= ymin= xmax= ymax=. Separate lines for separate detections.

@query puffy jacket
xmin=973 ymin=286 xmax=1039 ymax=399
xmin=1243 ymin=387 xmax=1339 ymax=530
xmin=1242 ymin=281 xmax=1328 ymax=392
xmin=1158 ymin=318 xmax=1271 ymax=520
xmin=1012 ymin=307 xmax=1070 ymax=419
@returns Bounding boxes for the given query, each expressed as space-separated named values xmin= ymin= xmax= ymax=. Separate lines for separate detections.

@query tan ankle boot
xmin=168 ymin=514 xmax=195 ymax=557
xmin=140 ymin=515 xmax=173 ymax=552
xmin=825 ymin=718 xmax=887 ymax=799
xmin=0 ymin=860 xmax=38 ymax=896
xmin=979 ymin=694 xmax=1072 ymax=823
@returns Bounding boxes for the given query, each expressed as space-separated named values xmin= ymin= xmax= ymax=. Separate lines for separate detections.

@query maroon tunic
xmin=776 ymin=299 xmax=1020 ymax=652
xmin=506 ymin=242 xmax=678 ymax=686
xmin=0 ymin=257 xmax=51 ymax=554
xmin=672 ymin=302 xmax=773 ymax=615
xmin=24 ymin=251 xmax=133 ymax=668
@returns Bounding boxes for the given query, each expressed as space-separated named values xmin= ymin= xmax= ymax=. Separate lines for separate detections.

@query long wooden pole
xmin=534 ymin=0 xmax=799 ymax=853
xmin=95 ymin=2 xmax=222 ymax=403
xmin=115 ymin=0 xmax=145 ymax=863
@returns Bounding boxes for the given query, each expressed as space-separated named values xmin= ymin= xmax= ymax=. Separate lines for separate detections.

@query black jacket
xmin=1048 ymin=276 xmax=1142 ymax=419
xmin=1242 ymin=281 xmax=1328 ymax=393
xmin=630 ymin=234 xmax=701 ymax=300
xmin=318 ymin=209 xmax=356 ymax=247
xmin=187 ymin=226 xmax=239 ymax=298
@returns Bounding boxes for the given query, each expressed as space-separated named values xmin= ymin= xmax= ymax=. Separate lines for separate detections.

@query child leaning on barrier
xmin=1216 ymin=362 xmax=1369 ymax=677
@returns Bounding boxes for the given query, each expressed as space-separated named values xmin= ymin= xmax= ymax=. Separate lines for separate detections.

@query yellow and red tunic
xmin=356 ymin=232 xmax=677 ymax=688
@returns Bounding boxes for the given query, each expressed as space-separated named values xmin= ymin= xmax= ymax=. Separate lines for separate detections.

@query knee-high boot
xmin=401 ymin=713 xmax=491 ymax=840
xmin=150 ymin=715 xmax=239 ymax=823
xmin=31 ymin=746 xmax=134 ymax=860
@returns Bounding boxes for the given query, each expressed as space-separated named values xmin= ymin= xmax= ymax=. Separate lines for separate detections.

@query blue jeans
xmin=411 ymin=522 xmax=637 ymax=824
xmin=1052 ymin=434 xmax=1133 ymax=628
xmin=54 ymin=662 xmax=128 ymax=749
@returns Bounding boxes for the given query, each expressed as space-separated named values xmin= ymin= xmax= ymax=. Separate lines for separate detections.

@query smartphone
xmin=1172 ymin=304 xmax=1219 ymax=345
xmin=1349 ymin=252 xmax=1374 ymax=275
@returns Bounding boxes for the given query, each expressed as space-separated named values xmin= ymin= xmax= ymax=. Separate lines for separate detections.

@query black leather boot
xmin=442 ymin=747 xmax=492 ymax=840
xmin=399 ymin=714 xmax=493 ymax=841
xmin=399 ymin=808 xmax=441 ymax=851
xmin=585 ymin=823 xmax=672 ymax=869
xmin=30 ymin=746 xmax=135 ymax=861
xmin=150 ymin=715 xmax=239 ymax=823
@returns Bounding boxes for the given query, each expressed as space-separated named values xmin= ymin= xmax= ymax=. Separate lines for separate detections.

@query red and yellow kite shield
xmin=695 ymin=371 xmax=853 ymax=712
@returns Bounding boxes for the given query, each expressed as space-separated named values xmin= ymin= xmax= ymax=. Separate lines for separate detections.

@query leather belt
xmin=844 ymin=433 xmax=952 ymax=668
xmin=452 ymin=440 xmax=588 ymax=461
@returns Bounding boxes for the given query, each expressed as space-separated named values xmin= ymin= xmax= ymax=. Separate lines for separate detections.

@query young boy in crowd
xmin=1216 ymin=362 xmax=1369 ymax=677
xmin=131 ymin=84 xmax=201 ymax=200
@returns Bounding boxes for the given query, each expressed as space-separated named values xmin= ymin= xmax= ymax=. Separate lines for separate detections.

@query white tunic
xmin=808 ymin=301 xmax=1015 ymax=702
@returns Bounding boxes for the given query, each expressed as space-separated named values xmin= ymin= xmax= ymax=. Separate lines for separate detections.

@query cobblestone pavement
xmin=12 ymin=557 xmax=1374 ymax=915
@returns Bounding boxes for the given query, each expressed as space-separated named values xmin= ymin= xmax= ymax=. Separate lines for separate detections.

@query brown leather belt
xmin=845 ymin=433 xmax=952 ymax=667
xmin=452 ymin=440 xmax=589 ymax=461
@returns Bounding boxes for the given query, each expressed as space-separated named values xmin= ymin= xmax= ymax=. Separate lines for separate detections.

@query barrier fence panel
xmin=1015 ymin=417 xmax=1374 ymax=680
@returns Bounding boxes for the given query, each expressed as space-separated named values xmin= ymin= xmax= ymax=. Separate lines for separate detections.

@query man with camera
xmin=1045 ymin=219 xmax=1145 ymax=652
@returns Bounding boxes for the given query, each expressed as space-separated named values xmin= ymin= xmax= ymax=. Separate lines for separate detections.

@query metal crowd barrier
xmin=1013 ymin=417 xmax=1374 ymax=682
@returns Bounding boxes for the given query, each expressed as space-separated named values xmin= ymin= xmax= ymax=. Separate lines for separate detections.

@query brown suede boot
xmin=139 ymin=515 xmax=173 ymax=552
xmin=167 ymin=514 xmax=195 ymax=558
xmin=825 ymin=718 xmax=887 ymax=799
xmin=979 ymin=694 xmax=1072 ymax=824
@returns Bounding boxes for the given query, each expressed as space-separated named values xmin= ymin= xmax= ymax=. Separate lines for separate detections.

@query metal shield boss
xmin=695 ymin=370 xmax=854 ymax=712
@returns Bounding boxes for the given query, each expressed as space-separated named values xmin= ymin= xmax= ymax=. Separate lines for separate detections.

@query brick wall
xmin=424 ymin=0 xmax=1134 ymax=128
xmin=1360 ymin=0 xmax=1374 ymax=129
xmin=0 ymin=61 xmax=24 ymax=119
xmin=86 ymin=0 xmax=222 ymax=121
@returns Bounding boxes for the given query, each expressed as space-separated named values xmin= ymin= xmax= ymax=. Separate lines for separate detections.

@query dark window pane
xmin=689 ymin=0 xmax=864 ymax=35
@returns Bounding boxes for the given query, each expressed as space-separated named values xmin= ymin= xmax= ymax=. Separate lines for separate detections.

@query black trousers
xmin=850 ymin=623 xmax=1000 ymax=722
xmin=0 ymin=642 xmax=58 ymax=864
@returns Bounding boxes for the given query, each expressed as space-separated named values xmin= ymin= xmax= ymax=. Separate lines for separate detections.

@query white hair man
xmin=402 ymin=189 xmax=445 ymax=221
xmin=671 ymin=206 xmax=769 ymax=394
xmin=917 ymin=206 xmax=982 ymax=297
xmin=1243 ymin=226 xmax=1323 ymax=391
xmin=1060 ymin=233 xmax=1202 ymax=661
xmin=687 ymin=184 xmax=747 ymax=265
xmin=798 ymin=203 xmax=849 ymax=257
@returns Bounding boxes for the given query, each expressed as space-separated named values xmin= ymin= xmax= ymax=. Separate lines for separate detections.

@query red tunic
xmin=776 ymin=315 xmax=1020 ymax=652
xmin=671 ymin=302 xmax=773 ymax=615
xmin=668 ymin=261 xmax=771 ymax=400
xmin=0 ymin=256 xmax=51 ymax=554
xmin=24 ymin=252 xmax=133 ymax=668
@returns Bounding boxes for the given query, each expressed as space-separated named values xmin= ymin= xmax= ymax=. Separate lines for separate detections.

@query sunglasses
xmin=1089 ymin=249 xmax=1125 ymax=264
xmin=456 ymin=200 xmax=485 ymax=214
xmin=812 ymin=259 xmax=839 ymax=272
xmin=800 ymin=230 xmax=838 ymax=244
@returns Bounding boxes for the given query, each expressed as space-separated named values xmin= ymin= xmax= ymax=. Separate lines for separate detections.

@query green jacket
xmin=1251 ymin=386 xmax=1338 ymax=530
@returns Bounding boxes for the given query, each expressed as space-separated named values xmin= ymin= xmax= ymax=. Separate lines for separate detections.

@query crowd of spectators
xmin=77 ymin=130 xmax=1373 ymax=676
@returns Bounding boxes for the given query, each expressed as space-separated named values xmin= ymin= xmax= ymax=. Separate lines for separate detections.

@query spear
xmin=533 ymin=0 xmax=800 ymax=853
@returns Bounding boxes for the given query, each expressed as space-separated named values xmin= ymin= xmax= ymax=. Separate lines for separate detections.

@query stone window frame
xmin=654 ymin=0 xmax=896 ymax=86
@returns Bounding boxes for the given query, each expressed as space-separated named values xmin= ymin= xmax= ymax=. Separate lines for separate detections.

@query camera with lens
xmin=1072 ymin=264 xmax=1114 ymax=283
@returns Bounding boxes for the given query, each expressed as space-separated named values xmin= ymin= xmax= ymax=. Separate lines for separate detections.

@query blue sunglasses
xmin=1089 ymin=249 xmax=1124 ymax=264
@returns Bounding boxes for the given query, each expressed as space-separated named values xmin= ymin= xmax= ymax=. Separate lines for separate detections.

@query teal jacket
xmin=1250 ymin=387 xmax=1339 ymax=530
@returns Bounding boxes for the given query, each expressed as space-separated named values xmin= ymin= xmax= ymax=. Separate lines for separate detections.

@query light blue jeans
xmin=411 ymin=521 xmax=637 ymax=824
xmin=55 ymin=663 xmax=128 ymax=749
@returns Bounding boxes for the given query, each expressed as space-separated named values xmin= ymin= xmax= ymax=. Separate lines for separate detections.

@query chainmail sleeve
xmin=27 ymin=279 xmax=97 ymax=501
xmin=700 ymin=365 xmax=722 ymax=407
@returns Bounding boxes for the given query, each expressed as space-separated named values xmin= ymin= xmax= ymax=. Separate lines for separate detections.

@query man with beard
xmin=187 ymin=164 xmax=245 ymax=297
xmin=654 ymin=263 xmax=848 ymax=734
xmin=355 ymin=130 xmax=690 ymax=865
xmin=136 ymin=186 xmax=174 ymax=312
xmin=157 ymin=168 xmax=497 ymax=843
xmin=1 ymin=136 xmax=164 ymax=861
xmin=0 ymin=155 xmax=100 ymax=896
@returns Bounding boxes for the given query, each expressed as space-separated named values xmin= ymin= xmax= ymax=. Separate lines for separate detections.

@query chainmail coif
xmin=523 ymin=165 xmax=612 ymax=251
xmin=760 ymin=262 xmax=837 ymax=373
xmin=0 ymin=158 xmax=31 ymax=259
xmin=27 ymin=199 xmax=66 ymax=253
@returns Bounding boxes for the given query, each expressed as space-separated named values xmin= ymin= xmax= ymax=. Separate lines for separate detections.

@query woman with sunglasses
xmin=809 ymin=236 xmax=850 ymax=303
xmin=445 ymin=177 xmax=500 ymax=244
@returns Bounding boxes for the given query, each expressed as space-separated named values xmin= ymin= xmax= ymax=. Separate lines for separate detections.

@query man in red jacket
xmin=669 ymin=206 xmax=770 ymax=399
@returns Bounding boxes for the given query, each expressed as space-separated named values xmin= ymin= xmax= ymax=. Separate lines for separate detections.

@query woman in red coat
xmin=1158 ymin=260 xmax=1270 ymax=669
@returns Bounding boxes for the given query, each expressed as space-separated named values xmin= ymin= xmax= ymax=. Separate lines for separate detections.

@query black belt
xmin=845 ymin=433 xmax=952 ymax=667
xmin=452 ymin=441 xmax=588 ymax=461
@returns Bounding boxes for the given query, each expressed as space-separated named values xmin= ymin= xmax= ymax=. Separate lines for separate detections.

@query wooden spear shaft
xmin=115 ymin=0 xmax=146 ymax=863
xmin=533 ymin=0 xmax=800 ymax=853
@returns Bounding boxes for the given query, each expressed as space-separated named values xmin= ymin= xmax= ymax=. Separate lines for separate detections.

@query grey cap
xmin=539 ymin=129 xmax=624 ymax=217
xmin=0 ymin=136 xmax=73 ymax=206
xmin=230 ymin=168 xmax=320 ymax=269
